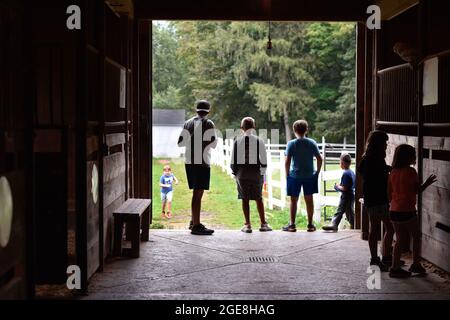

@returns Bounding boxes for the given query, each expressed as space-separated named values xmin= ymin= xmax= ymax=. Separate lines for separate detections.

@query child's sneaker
xmin=241 ymin=224 xmax=252 ymax=233
xmin=166 ymin=212 xmax=172 ymax=219
xmin=389 ymin=267 xmax=412 ymax=278
xmin=307 ymin=224 xmax=316 ymax=232
xmin=259 ymin=223 xmax=273 ymax=232
xmin=161 ymin=211 xmax=167 ymax=218
xmin=409 ymin=263 xmax=426 ymax=275
xmin=282 ymin=223 xmax=296 ymax=232
xmin=370 ymin=256 xmax=389 ymax=272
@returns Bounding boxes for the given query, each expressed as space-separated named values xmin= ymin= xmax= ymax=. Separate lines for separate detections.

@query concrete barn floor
xmin=86 ymin=230 xmax=450 ymax=300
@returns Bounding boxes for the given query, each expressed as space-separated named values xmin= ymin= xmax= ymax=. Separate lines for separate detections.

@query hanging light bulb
xmin=267 ymin=21 xmax=272 ymax=50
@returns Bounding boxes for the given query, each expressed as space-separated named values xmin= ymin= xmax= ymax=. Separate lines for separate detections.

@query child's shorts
xmin=161 ymin=191 xmax=173 ymax=202
xmin=185 ymin=164 xmax=210 ymax=190
xmin=287 ymin=175 xmax=318 ymax=197
xmin=236 ymin=175 xmax=264 ymax=200
xmin=365 ymin=204 xmax=389 ymax=218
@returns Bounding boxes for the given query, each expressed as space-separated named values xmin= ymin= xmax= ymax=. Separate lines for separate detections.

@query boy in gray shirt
xmin=231 ymin=117 xmax=272 ymax=233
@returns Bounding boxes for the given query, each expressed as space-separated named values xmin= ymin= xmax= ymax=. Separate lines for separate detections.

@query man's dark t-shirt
xmin=357 ymin=156 xmax=391 ymax=208
xmin=178 ymin=115 xmax=217 ymax=167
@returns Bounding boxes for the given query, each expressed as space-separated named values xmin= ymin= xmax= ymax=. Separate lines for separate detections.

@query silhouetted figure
xmin=283 ymin=120 xmax=323 ymax=232
xmin=231 ymin=117 xmax=272 ymax=233
xmin=178 ymin=100 xmax=217 ymax=235
xmin=322 ymin=153 xmax=355 ymax=232
xmin=358 ymin=130 xmax=395 ymax=271
xmin=388 ymin=144 xmax=437 ymax=278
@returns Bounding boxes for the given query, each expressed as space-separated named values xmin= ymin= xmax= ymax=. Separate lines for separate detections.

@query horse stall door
xmin=0 ymin=0 xmax=29 ymax=299
xmin=85 ymin=18 xmax=102 ymax=279
xmin=33 ymin=46 xmax=68 ymax=285
xmin=34 ymin=131 xmax=68 ymax=283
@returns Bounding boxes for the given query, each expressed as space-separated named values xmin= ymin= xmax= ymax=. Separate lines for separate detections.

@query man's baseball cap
xmin=196 ymin=100 xmax=211 ymax=113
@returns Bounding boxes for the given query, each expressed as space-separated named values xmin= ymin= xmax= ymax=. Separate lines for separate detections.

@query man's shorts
xmin=365 ymin=204 xmax=389 ymax=218
xmin=161 ymin=191 xmax=173 ymax=202
xmin=287 ymin=175 xmax=318 ymax=197
xmin=237 ymin=175 xmax=264 ymax=200
xmin=185 ymin=164 xmax=211 ymax=190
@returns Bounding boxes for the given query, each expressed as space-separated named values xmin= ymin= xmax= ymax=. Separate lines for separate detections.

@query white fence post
xmin=279 ymin=150 xmax=286 ymax=209
xmin=266 ymin=148 xmax=273 ymax=210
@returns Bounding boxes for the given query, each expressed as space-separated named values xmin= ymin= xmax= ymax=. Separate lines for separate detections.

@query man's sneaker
xmin=409 ymin=263 xmax=426 ymax=275
xmin=370 ymin=257 xmax=389 ymax=272
xmin=259 ymin=223 xmax=273 ymax=232
xmin=191 ymin=223 xmax=214 ymax=235
xmin=188 ymin=220 xmax=193 ymax=230
xmin=241 ymin=224 xmax=252 ymax=233
xmin=389 ymin=267 xmax=412 ymax=278
xmin=322 ymin=224 xmax=338 ymax=232
xmin=307 ymin=224 xmax=316 ymax=232
xmin=382 ymin=255 xmax=405 ymax=267
xmin=282 ymin=223 xmax=296 ymax=232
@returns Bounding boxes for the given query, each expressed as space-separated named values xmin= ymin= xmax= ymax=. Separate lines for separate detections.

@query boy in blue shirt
xmin=160 ymin=165 xmax=179 ymax=219
xmin=323 ymin=153 xmax=355 ymax=231
xmin=283 ymin=120 xmax=323 ymax=232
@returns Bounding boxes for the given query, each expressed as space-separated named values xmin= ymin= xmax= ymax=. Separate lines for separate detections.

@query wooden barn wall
xmin=85 ymin=45 xmax=101 ymax=278
xmin=102 ymin=5 xmax=132 ymax=259
xmin=31 ymin=0 xmax=78 ymax=284
xmin=375 ymin=4 xmax=450 ymax=272
xmin=387 ymin=134 xmax=450 ymax=272
xmin=0 ymin=1 xmax=28 ymax=299
xmin=378 ymin=5 xmax=419 ymax=70
xmin=377 ymin=64 xmax=418 ymax=124
xmin=425 ymin=1 xmax=450 ymax=57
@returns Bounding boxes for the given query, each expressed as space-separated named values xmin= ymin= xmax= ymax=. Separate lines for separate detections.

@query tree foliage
xmin=152 ymin=21 xmax=356 ymax=143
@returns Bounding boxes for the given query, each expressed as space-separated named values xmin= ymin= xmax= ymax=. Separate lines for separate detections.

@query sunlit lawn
xmin=152 ymin=158 xmax=354 ymax=230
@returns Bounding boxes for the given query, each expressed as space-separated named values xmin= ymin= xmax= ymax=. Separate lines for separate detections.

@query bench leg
xmin=141 ymin=207 xmax=150 ymax=242
xmin=125 ymin=222 xmax=133 ymax=241
xmin=113 ymin=216 xmax=124 ymax=256
xmin=130 ymin=218 xmax=140 ymax=258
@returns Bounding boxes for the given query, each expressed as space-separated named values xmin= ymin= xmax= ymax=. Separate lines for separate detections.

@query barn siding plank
xmin=105 ymin=133 xmax=126 ymax=148
xmin=423 ymin=159 xmax=450 ymax=190
xmin=422 ymin=209 xmax=450 ymax=245
xmin=103 ymin=152 xmax=126 ymax=183
xmin=422 ymin=234 xmax=450 ymax=273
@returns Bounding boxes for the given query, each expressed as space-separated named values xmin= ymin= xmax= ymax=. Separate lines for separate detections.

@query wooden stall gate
xmin=0 ymin=0 xmax=29 ymax=299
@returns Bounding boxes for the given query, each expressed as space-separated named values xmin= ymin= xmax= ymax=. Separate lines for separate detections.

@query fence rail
xmin=210 ymin=136 xmax=356 ymax=222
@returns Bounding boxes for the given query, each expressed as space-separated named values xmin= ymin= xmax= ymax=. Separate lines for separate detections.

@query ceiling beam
xmin=135 ymin=0 xmax=371 ymax=21
xmin=376 ymin=0 xmax=419 ymax=20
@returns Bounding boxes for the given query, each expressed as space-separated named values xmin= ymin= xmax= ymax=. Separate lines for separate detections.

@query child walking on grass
xmin=160 ymin=165 xmax=179 ymax=219
xmin=322 ymin=153 xmax=355 ymax=232
xmin=388 ymin=144 xmax=437 ymax=278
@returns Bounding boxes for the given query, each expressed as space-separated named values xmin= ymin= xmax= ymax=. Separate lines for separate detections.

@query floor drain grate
xmin=247 ymin=256 xmax=277 ymax=263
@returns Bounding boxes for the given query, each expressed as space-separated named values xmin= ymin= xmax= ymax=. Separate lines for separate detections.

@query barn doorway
xmin=150 ymin=20 xmax=358 ymax=232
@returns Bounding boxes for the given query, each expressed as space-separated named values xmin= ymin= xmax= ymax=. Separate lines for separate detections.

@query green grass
xmin=152 ymin=158 xmax=354 ymax=230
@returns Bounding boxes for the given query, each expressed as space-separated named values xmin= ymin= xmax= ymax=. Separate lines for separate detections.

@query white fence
xmin=210 ymin=136 xmax=355 ymax=222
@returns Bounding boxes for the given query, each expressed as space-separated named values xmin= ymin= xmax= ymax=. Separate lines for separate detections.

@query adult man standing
xmin=178 ymin=100 xmax=217 ymax=235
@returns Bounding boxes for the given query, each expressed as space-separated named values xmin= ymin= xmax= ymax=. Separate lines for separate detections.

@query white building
xmin=152 ymin=109 xmax=186 ymax=158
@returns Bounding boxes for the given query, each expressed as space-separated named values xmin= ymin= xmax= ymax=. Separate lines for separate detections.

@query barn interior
xmin=0 ymin=0 xmax=449 ymax=299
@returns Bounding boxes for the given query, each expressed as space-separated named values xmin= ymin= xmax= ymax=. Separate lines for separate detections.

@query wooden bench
xmin=113 ymin=198 xmax=152 ymax=258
